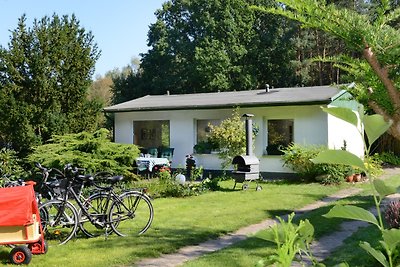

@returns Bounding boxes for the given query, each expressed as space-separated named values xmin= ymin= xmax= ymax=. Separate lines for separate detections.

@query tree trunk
xmin=363 ymin=45 xmax=400 ymax=142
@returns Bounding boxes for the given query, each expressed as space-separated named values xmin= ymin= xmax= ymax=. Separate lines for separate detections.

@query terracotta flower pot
xmin=353 ymin=173 xmax=362 ymax=182
xmin=346 ymin=175 xmax=354 ymax=183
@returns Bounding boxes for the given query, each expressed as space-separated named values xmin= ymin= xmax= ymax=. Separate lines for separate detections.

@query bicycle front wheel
xmin=39 ymin=200 xmax=78 ymax=245
xmin=109 ymin=191 xmax=154 ymax=236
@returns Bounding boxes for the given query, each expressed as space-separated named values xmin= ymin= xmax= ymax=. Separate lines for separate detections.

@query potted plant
xmin=266 ymin=143 xmax=285 ymax=155
xmin=193 ymin=140 xmax=219 ymax=154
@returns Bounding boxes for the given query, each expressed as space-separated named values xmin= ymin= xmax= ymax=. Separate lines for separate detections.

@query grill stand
xmin=232 ymin=172 xmax=262 ymax=191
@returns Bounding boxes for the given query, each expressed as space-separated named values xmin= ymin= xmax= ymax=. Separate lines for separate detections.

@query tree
xmin=0 ymin=14 xmax=101 ymax=154
xmin=138 ymin=0 xmax=299 ymax=95
xmin=254 ymin=0 xmax=400 ymax=141
xmin=207 ymin=108 xmax=246 ymax=169
xmin=110 ymin=57 xmax=145 ymax=104
xmin=89 ymin=74 xmax=113 ymax=107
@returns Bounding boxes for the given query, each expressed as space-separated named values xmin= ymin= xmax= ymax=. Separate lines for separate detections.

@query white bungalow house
xmin=104 ymin=85 xmax=363 ymax=177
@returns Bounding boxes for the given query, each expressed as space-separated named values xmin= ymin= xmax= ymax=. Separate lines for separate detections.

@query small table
xmin=135 ymin=157 xmax=170 ymax=172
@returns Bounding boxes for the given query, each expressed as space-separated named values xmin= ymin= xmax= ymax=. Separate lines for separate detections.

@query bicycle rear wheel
xmin=39 ymin=199 xmax=78 ymax=245
xmin=109 ymin=191 xmax=154 ymax=236
xmin=78 ymin=192 xmax=111 ymax=238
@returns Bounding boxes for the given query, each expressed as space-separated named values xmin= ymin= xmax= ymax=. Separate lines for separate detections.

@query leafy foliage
xmin=207 ymin=108 xmax=246 ymax=169
xmin=256 ymin=0 xmax=400 ymax=141
xmin=109 ymin=59 xmax=143 ymax=105
xmin=281 ymin=143 xmax=351 ymax=184
xmin=130 ymin=170 xmax=221 ymax=198
xmin=111 ymin=0 xmax=301 ymax=104
xmin=257 ymin=213 xmax=321 ymax=267
xmin=0 ymin=14 xmax=101 ymax=155
xmin=0 ymin=148 xmax=26 ymax=186
xmin=27 ymin=128 xmax=140 ymax=175
xmin=313 ymin=106 xmax=399 ymax=267
xmin=193 ymin=140 xmax=219 ymax=154
xmin=376 ymin=151 xmax=400 ymax=166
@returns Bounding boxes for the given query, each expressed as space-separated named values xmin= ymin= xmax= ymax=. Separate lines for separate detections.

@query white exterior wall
xmin=327 ymin=111 xmax=364 ymax=158
xmin=254 ymin=105 xmax=327 ymax=173
xmin=113 ymin=104 xmax=363 ymax=173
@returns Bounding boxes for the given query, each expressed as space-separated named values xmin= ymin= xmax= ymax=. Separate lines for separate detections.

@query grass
xmin=181 ymin=174 xmax=400 ymax=267
xmin=322 ymin=224 xmax=381 ymax=266
xmin=0 ymin=179 xmax=347 ymax=266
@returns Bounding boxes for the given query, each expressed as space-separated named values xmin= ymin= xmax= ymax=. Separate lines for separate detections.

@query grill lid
xmin=232 ymin=155 xmax=259 ymax=166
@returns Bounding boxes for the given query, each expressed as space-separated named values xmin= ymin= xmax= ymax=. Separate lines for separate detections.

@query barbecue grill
xmin=231 ymin=114 xmax=262 ymax=190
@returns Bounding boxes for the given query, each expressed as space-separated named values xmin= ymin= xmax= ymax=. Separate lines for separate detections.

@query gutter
xmin=102 ymin=100 xmax=334 ymax=113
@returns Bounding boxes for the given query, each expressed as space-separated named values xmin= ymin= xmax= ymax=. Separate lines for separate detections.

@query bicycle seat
xmin=107 ymin=175 xmax=124 ymax=184
xmin=45 ymin=180 xmax=61 ymax=188
xmin=77 ymin=174 xmax=94 ymax=183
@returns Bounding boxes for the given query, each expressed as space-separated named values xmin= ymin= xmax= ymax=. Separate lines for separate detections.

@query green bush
xmin=27 ymin=128 xmax=140 ymax=175
xmin=0 ymin=148 xmax=27 ymax=185
xmin=375 ymin=151 xmax=400 ymax=166
xmin=129 ymin=171 xmax=223 ymax=198
xmin=281 ymin=143 xmax=351 ymax=184
xmin=133 ymin=177 xmax=197 ymax=199
xmin=207 ymin=108 xmax=246 ymax=169
xmin=365 ymin=154 xmax=383 ymax=177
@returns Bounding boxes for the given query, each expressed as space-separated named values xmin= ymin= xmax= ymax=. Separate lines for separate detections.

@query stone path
xmin=135 ymin=168 xmax=400 ymax=267
xmin=304 ymin=168 xmax=400 ymax=264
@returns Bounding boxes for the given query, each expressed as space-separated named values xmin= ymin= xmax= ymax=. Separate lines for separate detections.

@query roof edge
xmin=103 ymin=100 xmax=332 ymax=113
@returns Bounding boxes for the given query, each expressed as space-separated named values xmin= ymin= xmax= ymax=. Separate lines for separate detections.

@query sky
xmin=0 ymin=0 xmax=166 ymax=77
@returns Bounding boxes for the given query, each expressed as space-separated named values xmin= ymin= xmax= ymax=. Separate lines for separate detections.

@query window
xmin=194 ymin=119 xmax=221 ymax=154
xmin=133 ymin=120 xmax=170 ymax=148
xmin=196 ymin=119 xmax=221 ymax=143
xmin=266 ymin=119 xmax=293 ymax=155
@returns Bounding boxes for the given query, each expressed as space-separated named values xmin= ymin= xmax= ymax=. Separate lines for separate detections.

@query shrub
xmin=27 ymin=128 xmax=140 ymax=175
xmin=375 ymin=151 xmax=400 ymax=167
xmin=365 ymin=155 xmax=383 ymax=177
xmin=0 ymin=148 xmax=27 ymax=185
xmin=384 ymin=201 xmax=400 ymax=229
xmin=207 ymin=108 xmax=246 ymax=169
xmin=199 ymin=177 xmax=222 ymax=191
xmin=281 ymin=143 xmax=351 ymax=184
xmin=129 ymin=171 xmax=223 ymax=198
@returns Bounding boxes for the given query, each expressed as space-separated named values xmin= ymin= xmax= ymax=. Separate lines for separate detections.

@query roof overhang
xmin=104 ymin=85 xmax=349 ymax=113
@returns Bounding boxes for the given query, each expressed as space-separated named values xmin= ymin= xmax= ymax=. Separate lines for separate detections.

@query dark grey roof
xmin=104 ymin=85 xmax=346 ymax=113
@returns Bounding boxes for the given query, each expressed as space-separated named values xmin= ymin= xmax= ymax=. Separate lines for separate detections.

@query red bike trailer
xmin=0 ymin=181 xmax=47 ymax=264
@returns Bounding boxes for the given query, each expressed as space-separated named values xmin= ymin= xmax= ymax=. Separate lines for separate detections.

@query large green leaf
xmin=323 ymin=205 xmax=379 ymax=227
xmin=297 ymin=219 xmax=314 ymax=247
xmin=382 ymin=229 xmax=400 ymax=251
xmin=359 ymin=241 xmax=389 ymax=267
xmin=373 ymin=179 xmax=397 ymax=198
xmin=311 ymin=150 xmax=366 ymax=171
xmin=364 ymin=114 xmax=392 ymax=145
xmin=322 ymin=106 xmax=358 ymax=127
xmin=262 ymin=229 xmax=277 ymax=243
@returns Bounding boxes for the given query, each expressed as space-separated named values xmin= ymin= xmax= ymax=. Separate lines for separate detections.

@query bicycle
xmin=78 ymin=173 xmax=154 ymax=238
xmin=38 ymin=164 xmax=154 ymax=245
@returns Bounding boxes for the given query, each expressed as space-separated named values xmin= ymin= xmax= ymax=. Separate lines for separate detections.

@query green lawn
xmin=0 ymin=179 xmax=349 ymax=266
xmin=182 ymin=174 xmax=400 ymax=267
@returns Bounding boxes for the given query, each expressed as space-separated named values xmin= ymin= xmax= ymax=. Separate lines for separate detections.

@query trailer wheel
xmin=10 ymin=246 xmax=32 ymax=265
xmin=242 ymin=184 xmax=249 ymax=190
xmin=256 ymin=185 xmax=262 ymax=191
